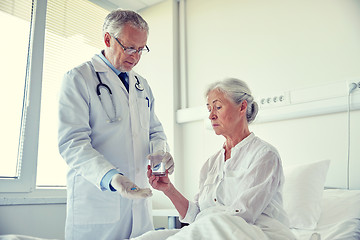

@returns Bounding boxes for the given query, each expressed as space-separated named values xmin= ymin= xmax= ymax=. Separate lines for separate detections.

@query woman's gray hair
xmin=102 ymin=9 xmax=149 ymax=38
xmin=205 ymin=78 xmax=259 ymax=124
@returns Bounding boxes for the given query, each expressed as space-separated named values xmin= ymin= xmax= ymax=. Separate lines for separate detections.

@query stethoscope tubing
xmin=95 ymin=72 xmax=145 ymax=123
xmin=96 ymin=72 xmax=144 ymax=94
xmin=96 ymin=72 xmax=112 ymax=95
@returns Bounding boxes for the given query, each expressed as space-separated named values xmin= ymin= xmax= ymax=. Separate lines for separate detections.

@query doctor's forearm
xmin=164 ymin=183 xmax=189 ymax=219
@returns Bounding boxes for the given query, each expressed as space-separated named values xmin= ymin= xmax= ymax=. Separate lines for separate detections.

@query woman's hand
xmin=147 ymin=166 xmax=189 ymax=219
xmin=147 ymin=165 xmax=171 ymax=193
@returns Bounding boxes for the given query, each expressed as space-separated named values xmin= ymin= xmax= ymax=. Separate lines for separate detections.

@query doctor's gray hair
xmin=103 ymin=9 xmax=149 ymax=38
xmin=205 ymin=78 xmax=259 ymax=124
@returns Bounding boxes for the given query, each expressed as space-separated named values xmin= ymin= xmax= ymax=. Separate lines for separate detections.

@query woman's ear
xmin=240 ymin=100 xmax=248 ymax=113
xmin=104 ymin=32 xmax=111 ymax=47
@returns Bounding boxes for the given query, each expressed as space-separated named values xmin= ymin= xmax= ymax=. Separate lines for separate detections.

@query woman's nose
xmin=208 ymin=110 xmax=216 ymax=120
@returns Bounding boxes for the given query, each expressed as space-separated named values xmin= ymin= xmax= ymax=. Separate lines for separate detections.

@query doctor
xmin=58 ymin=9 xmax=174 ymax=240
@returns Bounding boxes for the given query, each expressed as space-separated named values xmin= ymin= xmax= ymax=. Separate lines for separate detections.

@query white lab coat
xmin=58 ymin=54 xmax=167 ymax=240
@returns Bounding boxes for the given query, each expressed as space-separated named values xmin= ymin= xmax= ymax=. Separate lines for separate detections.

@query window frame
xmin=0 ymin=0 xmax=110 ymax=205
xmin=0 ymin=0 xmax=51 ymax=196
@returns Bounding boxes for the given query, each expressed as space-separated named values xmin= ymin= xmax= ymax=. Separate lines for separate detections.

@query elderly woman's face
xmin=207 ymin=90 xmax=242 ymax=136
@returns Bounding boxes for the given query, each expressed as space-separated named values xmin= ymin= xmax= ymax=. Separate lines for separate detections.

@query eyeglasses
xmin=112 ymin=35 xmax=149 ymax=55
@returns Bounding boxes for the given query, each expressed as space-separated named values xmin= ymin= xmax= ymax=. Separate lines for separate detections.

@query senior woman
xmin=133 ymin=78 xmax=295 ymax=240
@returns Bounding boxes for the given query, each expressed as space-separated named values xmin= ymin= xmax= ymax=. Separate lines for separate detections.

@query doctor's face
xmin=105 ymin=24 xmax=148 ymax=72
xmin=207 ymin=90 xmax=242 ymax=137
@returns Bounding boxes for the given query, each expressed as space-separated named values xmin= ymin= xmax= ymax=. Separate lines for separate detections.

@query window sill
xmin=0 ymin=187 xmax=66 ymax=206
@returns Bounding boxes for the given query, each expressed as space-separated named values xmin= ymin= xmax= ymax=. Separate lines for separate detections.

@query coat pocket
xmin=137 ymin=98 xmax=150 ymax=130
xmin=72 ymin=176 xmax=121 ymax=225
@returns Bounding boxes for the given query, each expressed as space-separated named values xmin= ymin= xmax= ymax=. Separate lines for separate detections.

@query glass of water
xmin=150 ymin=141 xmax=166 ymax=176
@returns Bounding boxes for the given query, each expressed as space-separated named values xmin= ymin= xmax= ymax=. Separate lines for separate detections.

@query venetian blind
xmin=36 ymin=0 xmax=109 ymax=186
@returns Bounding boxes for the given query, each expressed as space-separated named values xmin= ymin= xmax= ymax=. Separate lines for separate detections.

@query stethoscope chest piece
xmin=135 ymin=82 xmax=144 ymax=91
xmin=135 ymin=76 xmax=144 ymax=91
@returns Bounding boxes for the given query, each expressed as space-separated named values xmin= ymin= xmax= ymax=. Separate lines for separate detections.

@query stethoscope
xmin=95 ymin=72 xmax=144 ymax=122
xmin=135 ymin=76 xmax=144 ymax=91
xmin=96 ymin=72 xmax=144 ymax=94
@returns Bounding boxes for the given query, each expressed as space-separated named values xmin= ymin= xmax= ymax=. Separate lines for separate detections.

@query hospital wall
xmin=1 ymin=0 xmax=360 ymax=238
xmin=0 ymin=204 xmax=65 ymax=238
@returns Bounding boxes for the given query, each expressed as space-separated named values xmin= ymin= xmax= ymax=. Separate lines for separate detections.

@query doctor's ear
xmin=104 ymin=32 xmax=111 ymax=47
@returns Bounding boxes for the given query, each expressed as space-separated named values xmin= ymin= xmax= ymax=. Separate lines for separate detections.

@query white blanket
xmin=0 ymin=235 xmax=57 ymax=240
xmin=131 ymin=212 xmax=296 ymax=240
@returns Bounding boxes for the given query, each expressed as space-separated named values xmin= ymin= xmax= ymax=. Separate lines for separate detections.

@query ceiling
xmin=89 ymin=0 xmax=166 ymax=12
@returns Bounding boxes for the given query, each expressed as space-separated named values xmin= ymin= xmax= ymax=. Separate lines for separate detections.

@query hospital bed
xmin=134 ymin=160 xmax=360 ymax=240
xmin=281 ymin=160 xmax=360 ymax=240
xmin=290 ymin=189 xmax=360 ymax=239
xmin=1 ymin=160 xmax=360 ymax=240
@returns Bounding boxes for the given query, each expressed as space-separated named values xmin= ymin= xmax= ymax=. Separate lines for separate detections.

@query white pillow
xmin=282 ymin=159 xmax=330 ymax=230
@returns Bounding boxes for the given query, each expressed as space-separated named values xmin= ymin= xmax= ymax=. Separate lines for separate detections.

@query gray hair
xmin=205 ymin=78 xmax=259 ymax=124
xmin=102 ymin=9 xmax=149 ymax=38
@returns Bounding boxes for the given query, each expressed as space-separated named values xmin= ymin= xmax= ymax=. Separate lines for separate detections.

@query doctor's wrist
xmin=101 ymin=170 xmax=122 ymax=191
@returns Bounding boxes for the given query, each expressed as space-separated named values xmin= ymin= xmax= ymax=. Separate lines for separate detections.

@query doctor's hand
xmin=111 ymin=174 xmax=152 ymax=199
xmin=147 ymin=151 xmax=174 ymax=175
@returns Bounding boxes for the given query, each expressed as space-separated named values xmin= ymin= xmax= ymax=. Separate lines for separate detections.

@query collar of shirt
xmin=98 ymin=51 xmax=128 ymax=83
xmin=223 ymin=132 xmax=255 ymax=156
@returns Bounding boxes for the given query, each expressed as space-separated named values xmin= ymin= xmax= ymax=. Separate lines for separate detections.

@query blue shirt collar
xmin=98 ymin=50 xmax=122 ymax=76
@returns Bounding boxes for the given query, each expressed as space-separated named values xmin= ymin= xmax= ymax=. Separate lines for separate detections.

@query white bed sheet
xmin=131 ymin=211 xmax=296 ymax=240
xmin=136 ymin=189 xmax=360 ymax=240
xmin=0 ymin=235 xmax=56 ymax=240
xmin=2 ymin=189 xmax=359 ymax=240
xmin=291 ymin=218 xmax=360 ymax=240
xmin=291 ymin=189 xmax=360 ymax=240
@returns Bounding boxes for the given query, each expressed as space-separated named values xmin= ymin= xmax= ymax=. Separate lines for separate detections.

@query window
xmin=0 ymin=0 xmax=109 ymax=194
xmin=0 ymin=1 xmax=31 ymax=178
xmin=0 ymin=0 xmax=35 ymax=192
xmin=37 ymin=0 xmax=108 ymax=187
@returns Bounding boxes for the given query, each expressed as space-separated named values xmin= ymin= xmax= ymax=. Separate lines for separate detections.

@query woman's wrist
xmin=163 ymin=182 xmax=175 ymax=196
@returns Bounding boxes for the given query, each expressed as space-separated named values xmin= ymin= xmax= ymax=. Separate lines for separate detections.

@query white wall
xmin=177 ymin=0 xmax=360 ymax=199
xmin=0 ymin=204 xmax=66 ymax=239
xmin=185 ymin=0 xmax=360 ymax=103
xmin=137 ymin=0 xmax=177 ymax=212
